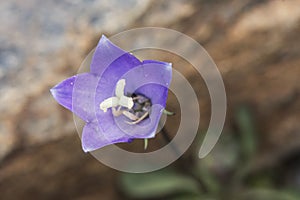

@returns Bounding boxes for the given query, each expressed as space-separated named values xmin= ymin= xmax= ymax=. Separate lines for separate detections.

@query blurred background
xmin=1 ymin=0 xmax=300 ymax=199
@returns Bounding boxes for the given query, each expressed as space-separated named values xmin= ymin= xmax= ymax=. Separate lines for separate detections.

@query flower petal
xmin=90 ymin=35 xmax=141 ymax=76
xmin=51 ymin=36 xmax=173 ymax=152
xmin=51 ymin=73 xmax=100 ymax=122
xmin=82 ymin=121 xmax=133 ymax=152
xmin=114 ymin=84 xmax=168 ymax=139
xmin=94 ymin=59 xmax=172 ymax=142
xmin=122 ymin=60 xmax=172 ymax=106
xmin=94 ymin=53 xmax=143 ymax=131
xmin=96 ymin=84 xmax=169 ymax=141
xmin=134 ymin=83 xmax=169 ymax=107
xmin=50 ymin=75 xmax=75 ymax=111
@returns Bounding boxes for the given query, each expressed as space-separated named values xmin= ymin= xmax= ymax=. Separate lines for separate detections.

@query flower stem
xmin=144 ymin=139 xmax=148 ymax=150
xmin=163 ymin=109 xmax=175 ymax=116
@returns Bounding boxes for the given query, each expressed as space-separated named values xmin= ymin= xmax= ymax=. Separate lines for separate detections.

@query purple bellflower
xmin=50 ymin=35 xmax=172 ymax=152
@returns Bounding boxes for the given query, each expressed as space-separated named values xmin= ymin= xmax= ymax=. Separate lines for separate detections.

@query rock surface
xmin=0 ymin=0 xmax=152 ymax=159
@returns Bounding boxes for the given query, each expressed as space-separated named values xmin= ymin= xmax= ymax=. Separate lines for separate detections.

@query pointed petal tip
xmin=99 ymin=34 xmax=109 ymax=44
xmin=49 ymin=76 xmax=76 ymax=110
xmin=82 ymin=144 xmax=91 ymax=153
xmin=164 ymin=62 xmax=173 ymax=70
xmin=50 ymin=86 xmax=59 ymax=102
xmin=81 ymin=135 xmax=97 ymax=153
xmin=101 ymin=34 xmax=108 ymax=39
xmin=49 ymin=87 xmax=55 ymax=96
xmin=166 ymin=62 xmax=172 ymax=71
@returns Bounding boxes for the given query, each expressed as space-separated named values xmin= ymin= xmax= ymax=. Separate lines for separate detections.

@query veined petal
xmin=135 ymin=83 xmax=169 ymax=107
xmin=95 ymin=59 xmax=172 ymax=141
xmin=94 ymin=54 xmax=143 ymax=130
xmin=50 ymin=76 xmax=75 ymax=111
xmin=141 ymin=60 xmax=172 ymax=88
xmin=121 ymin=60 xmax=172 ymax=106
xmin=95 ymin=84 xmax=168 ymax=141
xmin=82 ymin=121 xmax=133 ymax=152
xmin=94 ymin=50 xmax=142 ymax=112
xmin=115 ymin=84 xmax=168 ymax=138
xmin=90 ymin=35 xmax=141 ymax=76
xmin=114 ymin=104 xmax=165 ymax=139
xmin=52 ymin=36 xmax=173 ymax=152
xmin=50 ymin=73 xmax=100 ymax=122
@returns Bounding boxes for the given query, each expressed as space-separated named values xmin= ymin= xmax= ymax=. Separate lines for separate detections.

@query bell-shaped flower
xmin=50 ymin=35 xmax=172 ymax=152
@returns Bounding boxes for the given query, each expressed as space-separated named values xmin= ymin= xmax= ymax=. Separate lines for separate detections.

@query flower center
xmin=126 ymin=93 xmax=152 ymax=123
xmin=99 ymin=79 xmax=134 ymax=112
xmin=99 ymin=79 xmax=152 ymax=124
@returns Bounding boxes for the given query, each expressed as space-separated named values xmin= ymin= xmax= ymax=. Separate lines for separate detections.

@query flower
xmin=50 ymin=35 xmax=172 ymax=152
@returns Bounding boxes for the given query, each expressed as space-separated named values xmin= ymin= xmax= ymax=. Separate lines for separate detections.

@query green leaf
xmin=238 ymin=189 xmax=299 ymax=200
xmin=120 ymin=170 xmax=200 ymax=198
xmin=195 ymin=162 xmax=220 ymax=194
xmin=235 ymin=106 xmax=257 ymax=160
xmin=171 ymin=193 xmax=215 ymax=200
xmin=195 ymin=131 xmax=239 ymax=194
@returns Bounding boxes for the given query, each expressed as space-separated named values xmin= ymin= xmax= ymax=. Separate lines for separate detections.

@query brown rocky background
xmin=1 ymin=0 xmax=300 ymax=199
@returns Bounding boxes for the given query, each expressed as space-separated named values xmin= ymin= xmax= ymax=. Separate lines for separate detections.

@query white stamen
xmin=119 ymin=96 xmax=134 ymax=109
xmin=100 ymin=97 xmax=119 ymax=112
xmin=115 ymin=79 xmax=126 ymax=98
xmin=99 ymin=79 xmax=150 ymax=125
xmin=99 ymin=79 xmax=133 ymax=112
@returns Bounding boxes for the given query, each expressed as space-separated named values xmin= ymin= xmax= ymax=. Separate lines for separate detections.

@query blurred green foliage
xmin=119 ymin=106 xmax=300 ymax=200
xmin=120 ymin=169 xmax=201 ymax=199
xmin=235 ymin=106 xmax=257 ymax=161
